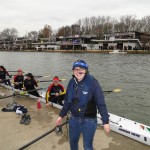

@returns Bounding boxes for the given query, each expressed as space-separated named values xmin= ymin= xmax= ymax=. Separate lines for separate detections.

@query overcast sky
xmin=0 ymin=0 xmax=150 ymax=36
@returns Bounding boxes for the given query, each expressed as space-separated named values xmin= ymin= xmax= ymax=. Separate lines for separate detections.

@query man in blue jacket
xmin=56 ymin=60 xmax=110 ymax=150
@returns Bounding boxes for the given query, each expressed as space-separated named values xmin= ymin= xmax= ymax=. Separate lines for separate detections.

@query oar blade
xmin=43 ymin=75 xmax=51 ymax=78
xmin=19 ymin=91 xmax=27 ymax=95
xmin=113 ymin=88 xmax=122 ymax=93
xmin=60 ymin=79 xmax=66 ymax=81
xmin=35 ymin=75 xmax=51 ymax=78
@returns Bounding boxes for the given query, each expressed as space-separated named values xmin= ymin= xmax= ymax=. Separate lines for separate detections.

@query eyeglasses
xmin=73 ymin=68 xmax=85 ymax=72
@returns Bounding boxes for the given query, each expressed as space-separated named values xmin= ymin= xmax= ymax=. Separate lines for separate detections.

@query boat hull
xmin=97 ymin=113 xmax=150 ymax=146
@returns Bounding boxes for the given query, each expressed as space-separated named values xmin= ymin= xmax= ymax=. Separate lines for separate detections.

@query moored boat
xmin=109 ymin=49 xmax=127 ymax=54
xmin=0 ymin=83 xmax=150 ymax=146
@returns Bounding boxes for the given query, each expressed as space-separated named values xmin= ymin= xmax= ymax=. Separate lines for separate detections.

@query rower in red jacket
xmin=13 ymin=69 xmax=24 ymax=90
xmin=45 ymin=76 xmax=66 ymax=106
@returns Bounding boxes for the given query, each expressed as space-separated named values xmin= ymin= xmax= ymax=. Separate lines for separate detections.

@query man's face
xmin=53 ymin=80 xmax=59 ymax=86
xmin=18 ymin=72 xmax=23 ymax=76
xmin=73 ymin=67 xmax=86 ymax=81
xmin=27 ymin=76 xmax=31 ymax=80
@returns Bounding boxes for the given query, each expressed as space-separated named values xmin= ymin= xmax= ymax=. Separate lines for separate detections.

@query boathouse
xmin=92 ymin=31 xmax=150 ymax=51
xmin=56 ymin=35 xmax=98 ymax=50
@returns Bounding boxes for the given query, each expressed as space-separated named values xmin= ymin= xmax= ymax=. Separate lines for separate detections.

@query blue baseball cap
xmin=72 ymin=60 xmax=88 ymax=70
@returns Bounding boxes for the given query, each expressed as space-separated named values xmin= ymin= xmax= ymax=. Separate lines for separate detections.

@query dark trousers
xmin=0 ymin=79 xmax=11 ymax=86
xmin=14 ymin=84 xmax=23 ymax=90
xmin=49 ymin=95 xmax=65 ymax=106
xmin=28 ymin=90 xmax=40 ymax=97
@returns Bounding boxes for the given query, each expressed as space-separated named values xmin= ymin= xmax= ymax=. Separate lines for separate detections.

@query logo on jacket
xmin=82 ymin=91 xmax=88 ymax=94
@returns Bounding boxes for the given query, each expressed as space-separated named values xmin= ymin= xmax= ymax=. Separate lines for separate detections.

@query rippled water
xmin=0 ymin=52 xmax=150 ymax=125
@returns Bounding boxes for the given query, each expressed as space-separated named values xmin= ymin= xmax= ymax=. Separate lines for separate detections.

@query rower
xmin=0 ymin=66 xmax=11 ymax=86
xmin=45 ymin=76 xmax=66 ymax=106
xmin=23 ymin=73 xmax=40 ymax=97
xmin=13 ymin=69 xmax=24 ymax=90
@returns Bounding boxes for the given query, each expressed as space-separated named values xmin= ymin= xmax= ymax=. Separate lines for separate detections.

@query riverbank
xmin=0 ymin=88 xmax=149 ymax=150
xmin=1 ymin=49 xmax=150 ymax=54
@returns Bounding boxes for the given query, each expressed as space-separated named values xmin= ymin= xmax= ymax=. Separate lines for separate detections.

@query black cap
xmin=26 ymin=73 xmax=33 ymax=78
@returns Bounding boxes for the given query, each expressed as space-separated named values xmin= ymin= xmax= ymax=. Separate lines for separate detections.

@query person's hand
xmin=104 ymin=124 xmax=110 ymax=134
xmin=36 ymin=80 xmax=39 ymax=83
xmin=15 ymin=82 xmax=19 ymax=85
xmin=22 ymin=87 xmax=26 ymax=91
xmin=0 ymin=79 xmax=2 ymax=82
xmin=55 ymin=93 xmax=59 ymax=97
xmin=56 ymin=117 xmax=62 ymax=126
xmin=46 ymin=103 xmax=50 ymax=107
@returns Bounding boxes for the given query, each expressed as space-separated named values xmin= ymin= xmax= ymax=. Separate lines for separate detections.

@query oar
xmin=17 ymin=121 xmax=68 ymax=150
xmin=8 ymin=70 xmax=29 ymax=73
xmin=19 ymin=88 xmax=44 ymax=95
xmin=103 ymin=88 xmax=122 ymax=93
xmin=7 ymin=71 xmax=18 ymax=72
xmin=0 ymin=78 xmax=11 ymax=82
xmin=29 ymin=74 xmax=51 ymax=78
xmin=0 ymin=88 xmax=44 ymax=100
xmin=38 ymin=78 xmax=66 ymax=83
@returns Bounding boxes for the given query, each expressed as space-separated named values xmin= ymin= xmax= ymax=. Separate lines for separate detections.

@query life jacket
xmin=14 ymin=75 xmax=24 ymax=83
xmin=13 ymin=75 xmax=24 ymax=89
xmin=46 ymin=83 xmax=66 ymax=103
xmin=24 ymin=79 xmax=37 ymax=90
xmin=67 ymin=74 xmax=95 ymax=117
xmin=0 ymin=71 xmax=6 ymax=79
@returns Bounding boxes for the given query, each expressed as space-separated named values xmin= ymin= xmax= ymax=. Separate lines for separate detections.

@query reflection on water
xmin=0 ymin=52 xmax=150 ymax=125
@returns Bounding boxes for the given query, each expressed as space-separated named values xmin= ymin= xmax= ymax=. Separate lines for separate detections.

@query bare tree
xmin=71 ymin=24 xmax=80 ymax=36
xmin=0 ymin=28 xmax=18 ymax=40
xmin=140 ymin=16 xmax=150 ymax=33
xmin=56 ymin=26 xmax=71 ymax=37
xmin=56 ymin=27 xmax=65 ymax=37
xmin=117 ymin=15 xmax=137 ymax=32
xmin=65 ymin=26 xmax=71 ymax=36
xmin=27 ymin=31 xmax=38 ymax=41
xmin=39 ymin=25 xmax=52 ymax=38
xmin=56 ymin=15 xmax=150 ymax=38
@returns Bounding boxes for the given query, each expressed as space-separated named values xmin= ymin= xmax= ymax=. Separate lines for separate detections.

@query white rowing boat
xmin=0 ymin=83 xmax=150 ymax=146
xmin=0 ymin=83 xmax=45 ymax=99
xmin=97 ymin=114 xmax=150 ymax=146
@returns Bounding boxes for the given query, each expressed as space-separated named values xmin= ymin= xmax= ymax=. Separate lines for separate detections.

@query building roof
xmin=92 ymin=39 xmax=140 ymax=42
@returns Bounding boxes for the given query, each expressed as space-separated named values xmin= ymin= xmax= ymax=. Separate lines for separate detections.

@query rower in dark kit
xmin=0 ymin=66 xmax=11 ymax=86
xmin=13 ymin=69 xmax=24 ymax=90
xmin=45 ymin=76 xmax=66 ymax=106
xmin=23 ymin=73 xmax=40 ymax=97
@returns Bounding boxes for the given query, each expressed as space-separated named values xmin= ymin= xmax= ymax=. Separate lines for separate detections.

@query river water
xmin=0 ymin=51 xmax=150 ymax=126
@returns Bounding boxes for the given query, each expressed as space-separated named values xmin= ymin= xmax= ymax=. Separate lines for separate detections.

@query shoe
xmin=24 ymin=115 xmax=31 ymax=125
xmin=20 ymin=114 xmax=27 ymax=124
xmin=1 ymin=108 xmax=14 ymax=112
xmin=6 ymin=101 xmax=18 ymax=109
xmin=6 ymin=102 xmax=18 ymax=111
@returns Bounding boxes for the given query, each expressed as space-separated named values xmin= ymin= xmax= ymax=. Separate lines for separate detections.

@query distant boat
xmin=109 ymin=49 xmax=127 ymax=54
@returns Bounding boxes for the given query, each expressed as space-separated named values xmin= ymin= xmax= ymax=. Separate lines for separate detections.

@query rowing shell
xmin=0 ymin=83 xmax=150 ymax=146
